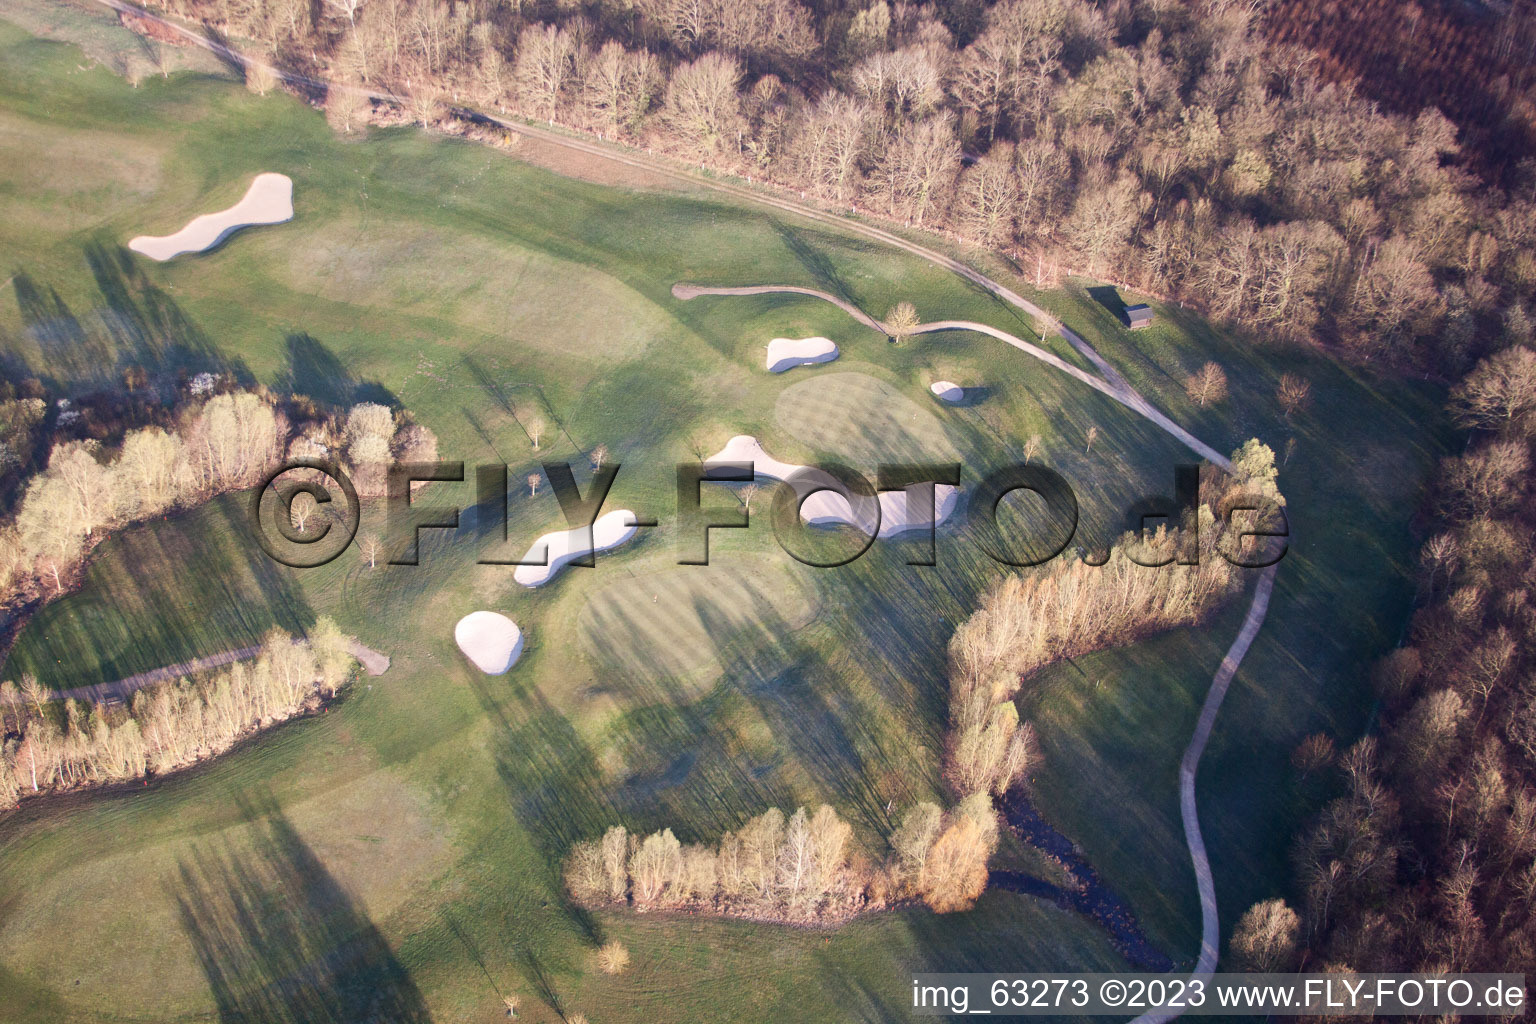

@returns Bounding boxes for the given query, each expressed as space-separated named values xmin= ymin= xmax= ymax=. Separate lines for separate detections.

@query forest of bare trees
xmin=125 ymin=0 xmax=1536 ymax=375
xmin=1229 ymin=340 xmax=1536 ymax=973
xmin=0 ymin=384 xmax=434 ymax=627
xmin=0 ymin=619 xmax=357 ymax=809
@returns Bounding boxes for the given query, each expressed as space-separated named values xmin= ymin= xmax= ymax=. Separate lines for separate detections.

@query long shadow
xmin=771 ymin=218 xmax=860 ymax=309
xmin=10 ymin=245 xmax=254 ymax=395
xmin=171 ymin=794 xmax=432 ymax=1023
xmin=1087 ymin=285 xmax=1130 ymax=327
xmin=459 ymin=667 xmax=603 ymax=945
xmin=276 ymin=333 xmax=395 ymax=408
xmin=9 ymin=272 xmax=101 ymax=386
xmin=83 ymin=240 xmax=248 ymax=384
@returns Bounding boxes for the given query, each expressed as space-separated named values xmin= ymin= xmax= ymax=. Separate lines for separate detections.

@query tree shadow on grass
xmin=276 ymin=333 xmax=396 ymax=409
xmin=771 ymin=218 xmax=861 ymax=308
xmin=171 ymin=794 xmax=432 ymax=1024
xmin=8 ymin=244 xmax=253 ymax=394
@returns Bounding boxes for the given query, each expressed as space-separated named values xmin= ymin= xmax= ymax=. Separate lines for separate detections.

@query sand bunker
xmin=705 ymin=435 xmax=958 ymax=538
xmin=514 ymin=509 xmax=641 ymax=588
xmin=454 ymin=611 xmax=524 ymax=674
xmin=766 ymin=337 xmax=838 ymax=373
xmin=930 ymin=381 xmax=964 ymax=402
xmin=129 ymin=172 xmax=293 ymax=261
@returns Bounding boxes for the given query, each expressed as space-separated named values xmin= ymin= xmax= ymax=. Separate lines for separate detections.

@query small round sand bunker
xmin=454 ymin=611 xmax=524 ymax=674
xmin=930 ymin=381 xmax=964 ymax=402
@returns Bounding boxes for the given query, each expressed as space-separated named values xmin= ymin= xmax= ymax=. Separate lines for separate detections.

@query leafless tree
xmin=1449 ymin=346 xmax=1536 ymax=430
xmin=1084 ymin=425 xmax=1099 ymax=453
xmin=885 ymin=301 xmax=919 ymax=343
xmin=663 ymin=51 xmax=744 ymax=156
xmin=1230 ymin=899 xmax=1302 ymax=971
xmin=1185 ymin=362 xmax=1229 ymax=408
xmin=590 ymin=444 xmax=610 ymax=470
xmin=1023 ymin=434 xmax=1042 ymax=465
xmin=528 ymin=472 xmax=543 ymax=497
xmin=290 ymin=492 xmax=319 ymax=533
xmin=359 ymin=532 xmax=382 ymax=569
xmin=527 ymin=417 xmax=546 ymax=451
xmin=1291 ymin=733 xmax=1337 ymax=778
xmin=326 ymin=79 xmax=370 ymax=133
xmin=1277 ymin=373 xmax=1312 ymax=419
xmin=596 ymin=940 xmax=631 ymax=974
xmin=324 ymin=0 xmax=365 ymax=29
xmin=515 ymin=23 xmax=576 ymax=120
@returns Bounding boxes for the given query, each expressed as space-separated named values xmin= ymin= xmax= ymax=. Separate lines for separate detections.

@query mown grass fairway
xmin=0 ymin=8 xmax=1453 ymax=1021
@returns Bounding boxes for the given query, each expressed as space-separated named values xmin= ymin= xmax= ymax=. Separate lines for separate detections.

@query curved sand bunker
xmin=129 ymin=173 xmax=294 ymax=261
xmin=930 ymin=381 xmax=964 ymax=402
xmin=514 ymin=509 xmax=641 ymax=588
xmin=454 ymin=611 xmax=524 ymax=674
xmin=705 ymin=435 xmax=958 ymax=538
xmin=766 ymin=337 xmax=838 ymax=373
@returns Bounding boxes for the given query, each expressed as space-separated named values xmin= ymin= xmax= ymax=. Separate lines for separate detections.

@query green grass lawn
xmin=0 ymin=10 xmax=1453 ymax=1022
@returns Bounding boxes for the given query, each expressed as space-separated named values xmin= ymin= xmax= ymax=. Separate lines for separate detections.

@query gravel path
xmin=1130 ymin=565 xmax=1277 ymax=1022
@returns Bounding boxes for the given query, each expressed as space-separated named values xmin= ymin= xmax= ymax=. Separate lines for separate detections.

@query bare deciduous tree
xmin=1449 ymin=346 xmax=1536 ymax=430
xmin=885 ymin=301 xmax=919 ymax=343
xmin=1185 ymin=362 xmax=1229 ymax=408
xmin=1229 ymin=899 xmax=1302 ymax=971
xmin=528 ymin=472 xmax=543 ymax=497
xmin=1277 ymin=373 xmax=1312 ymax=419
xmin=590 ymin=444 xmax=610 ymax=470
xmin=1023 ymin=434 xmax=1042 ymax=465
xmin=515 ymin=22 xmax=576 ymax=120
xmin=596 ymin=940 xmax=631 ymax=974
xmin=359 ymin=532 xmax=382 ymax=569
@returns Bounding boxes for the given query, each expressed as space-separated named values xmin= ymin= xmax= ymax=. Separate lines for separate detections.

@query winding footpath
xmin=1131 ymin=565 xmax=1277 ymax=1022
xmin=81 ymin=1 xmax=1266 ymax=1005
xmin=671 ymin=283 xmax=1229 ymax=468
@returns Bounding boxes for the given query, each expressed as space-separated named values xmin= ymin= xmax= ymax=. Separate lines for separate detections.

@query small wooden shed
xmin=1126 ymin=304 xmax=1154 ymax=330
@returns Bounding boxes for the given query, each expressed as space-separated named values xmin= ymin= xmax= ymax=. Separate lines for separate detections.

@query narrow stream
xmin=990 ymin=789 xmax=1175 ymax=972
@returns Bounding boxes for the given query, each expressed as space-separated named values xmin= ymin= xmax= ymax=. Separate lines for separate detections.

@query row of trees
xmin=567 ymin=806 xmax=874 ymax=921
xmin=1233 ymin=341 xmax=1536 ymax=973
xmin=565 ymin=795 xmax=1004 ymax=921
xmin=145 ymin=0 xmax=1536 ymax=372
xmin=0 ymin=388 xmax=434 ymax=613
xmin=0 ymin=620 xmax=356 ymax=809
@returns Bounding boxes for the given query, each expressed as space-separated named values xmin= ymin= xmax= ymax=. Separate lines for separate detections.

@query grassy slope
xmin=0 ymin=12 xmax=1450 ymax=1022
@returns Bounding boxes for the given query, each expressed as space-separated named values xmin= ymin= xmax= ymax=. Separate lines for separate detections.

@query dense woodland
xmin=0 ymin=619 xmax=358 ymax=809
xmin=1262 ymin=0 xmax=1536 ymax=182
xmin=1231 ymin=346 xmax=1536 ymax=975
xmin=129 ymin=0 xmax=1536 ymax=376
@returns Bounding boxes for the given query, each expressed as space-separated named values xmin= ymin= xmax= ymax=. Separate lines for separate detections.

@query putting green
xmin=774 ymin=370 xmax=961 ymax=467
